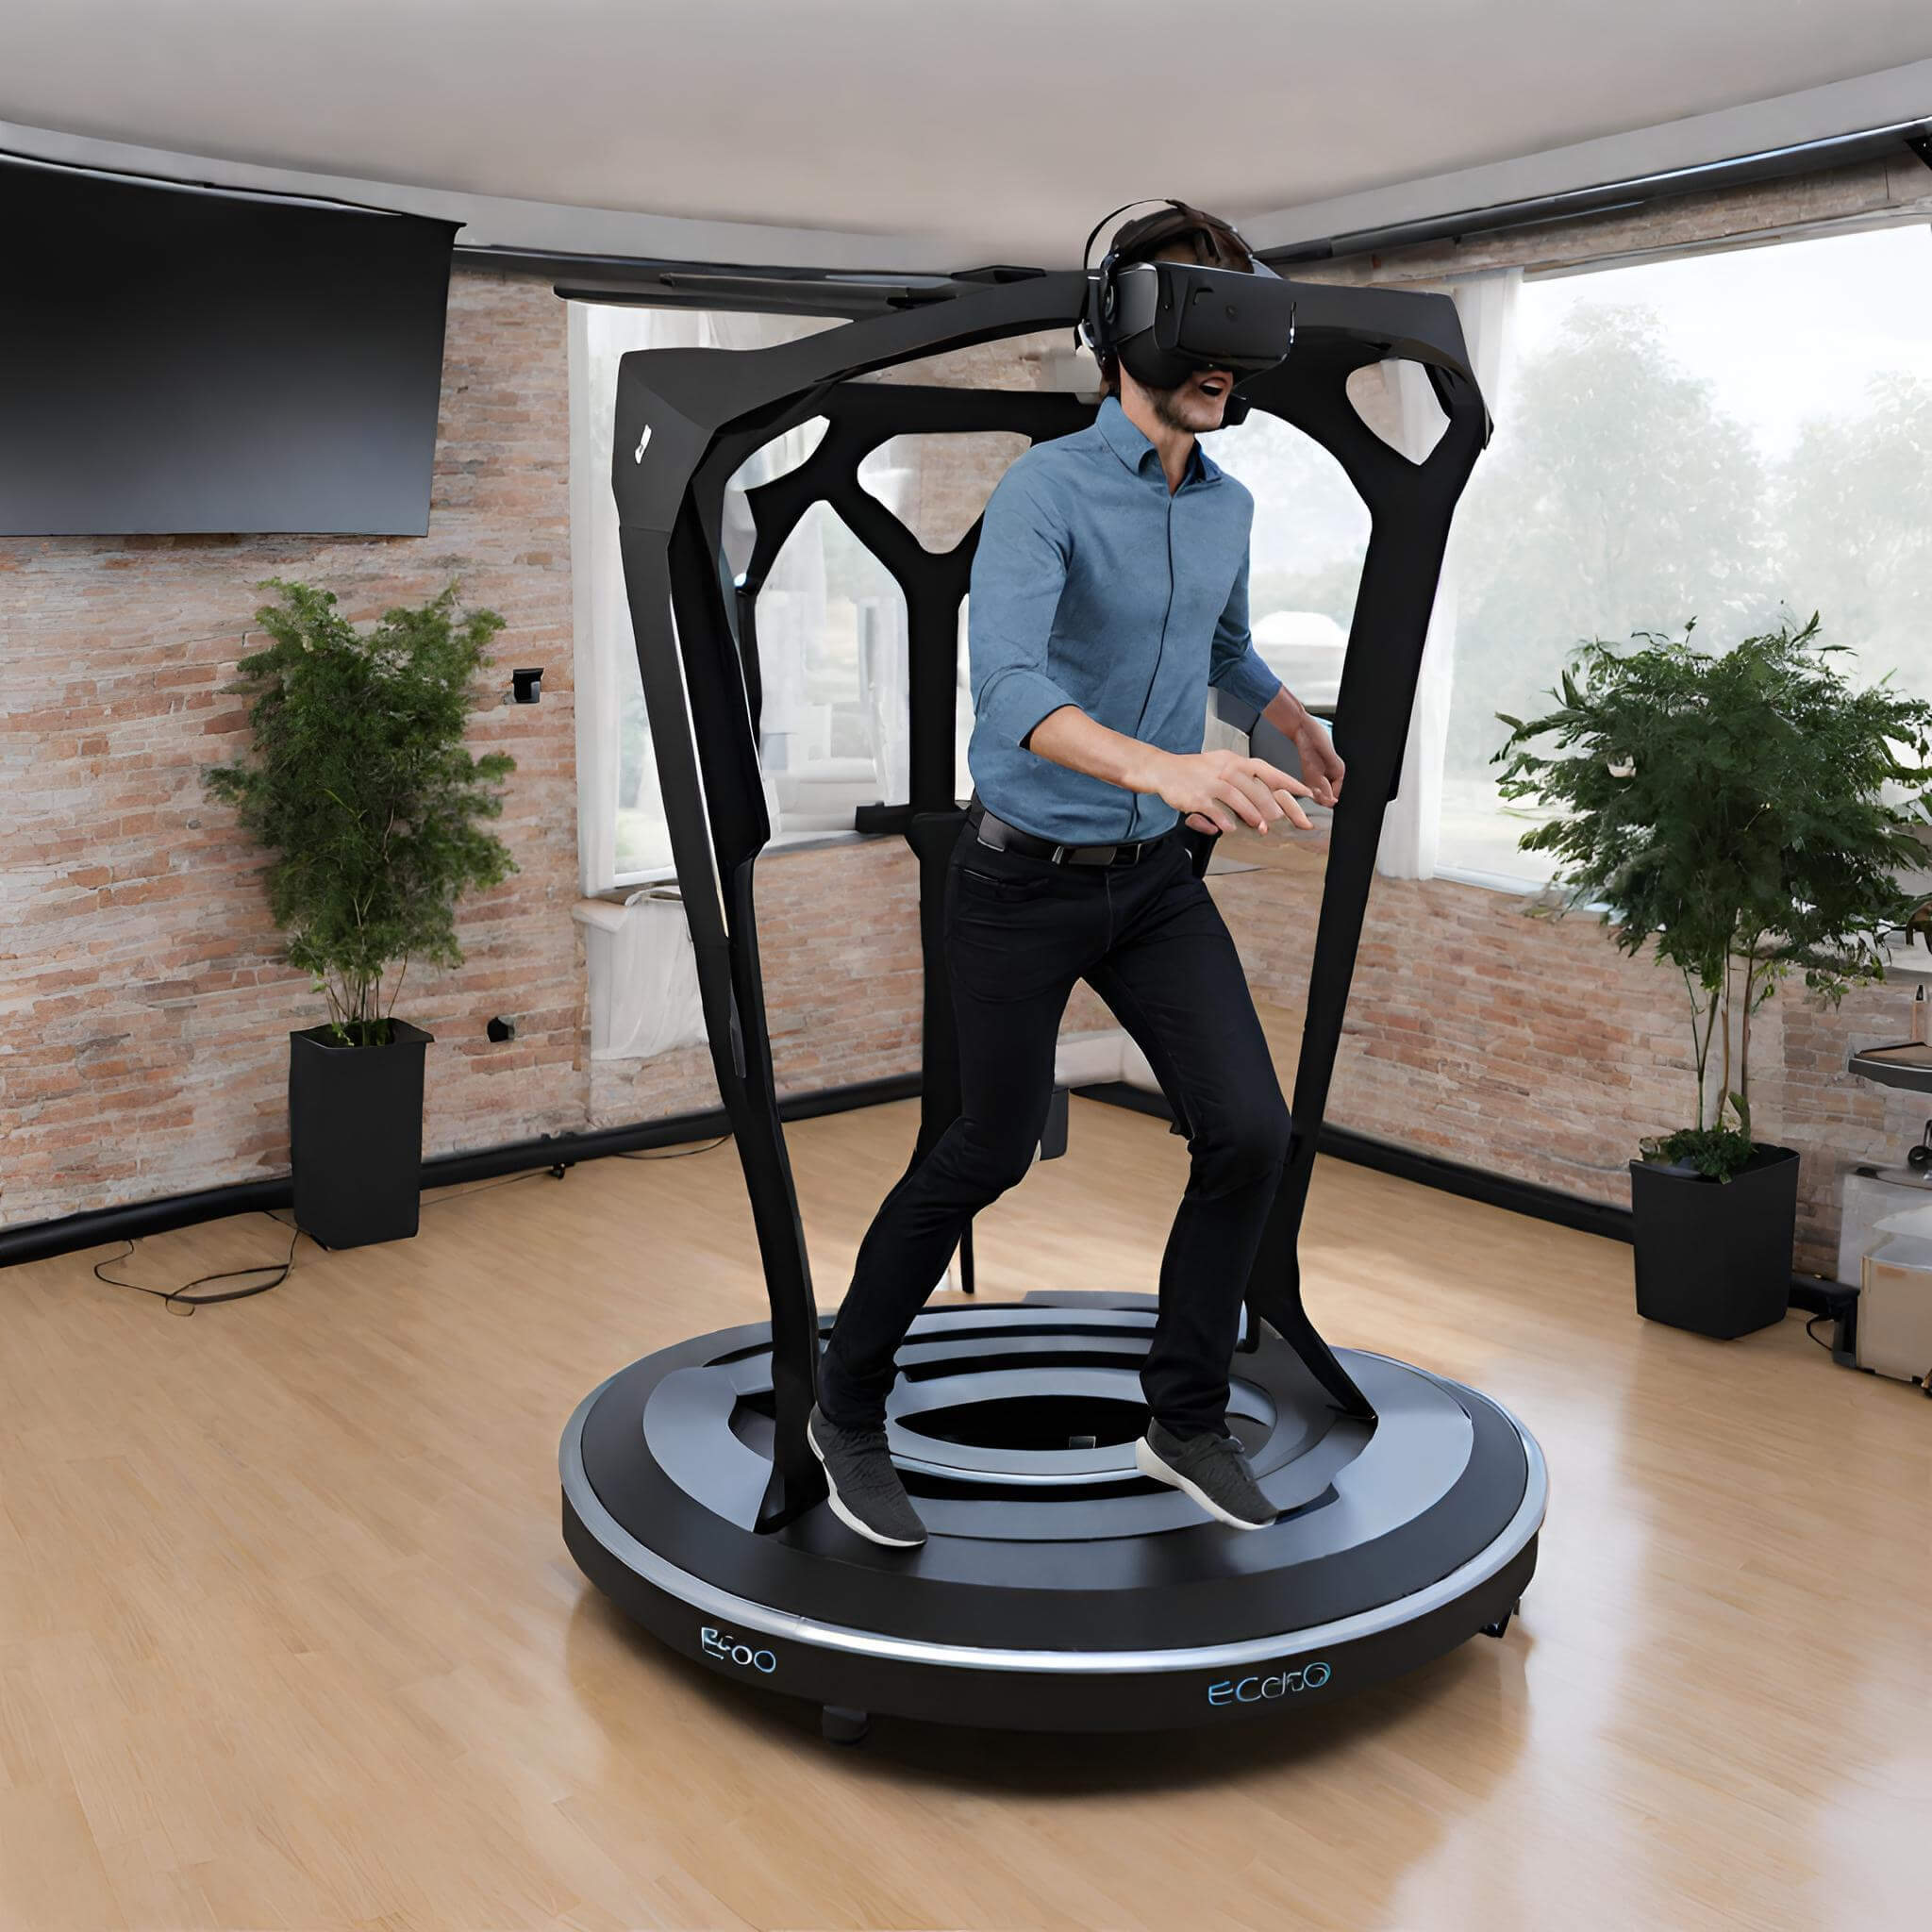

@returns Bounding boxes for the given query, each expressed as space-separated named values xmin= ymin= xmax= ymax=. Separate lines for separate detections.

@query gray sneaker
xmin=807 ymin=1406 xmax=928 ymax=1548
xmin=1136 ymin=1420 xmax=1276 ymax=1530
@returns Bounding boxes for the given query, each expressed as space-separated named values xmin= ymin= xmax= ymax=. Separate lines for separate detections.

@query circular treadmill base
xmin=559 ymin=1295 xmax=1545 ymax=1734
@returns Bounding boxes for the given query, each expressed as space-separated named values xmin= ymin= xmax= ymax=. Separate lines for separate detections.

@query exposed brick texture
xmin=1205 ymin=835 xmax=1922 ymax=1277
xmin=4 ymin=271 xmax=584 ymax=1227
xmin=4 ymin=277 xmax=1910 ymax=1282
xmin=589 ymin=838 xmax=927 ymax=1127
xmin=0 ymin=278 xmax=1020 ymax=1232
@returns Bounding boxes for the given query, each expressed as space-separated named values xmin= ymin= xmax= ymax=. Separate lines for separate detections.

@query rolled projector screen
xmin=0 ymin=158 xmax=456 ymax=536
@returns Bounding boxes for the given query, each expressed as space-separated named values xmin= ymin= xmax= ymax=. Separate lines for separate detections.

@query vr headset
xmin=1079 ymin=199 xmax=1296 ymax=404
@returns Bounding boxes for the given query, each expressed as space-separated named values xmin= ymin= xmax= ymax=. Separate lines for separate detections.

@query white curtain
xmin=1374 ymin=269 xmax=1522 ymax=879
xmin=566 ymin=299 xmax=628 ymax=900
xmin=858 ymin=451 xmax=916 ymax=806
xmin=572 ymin=893 xmax=708 ymax=1060
xmin=568 ymin=302 xmax=836 ymax=896
xmin=566 ymin=302 xmax=833 ymax=1067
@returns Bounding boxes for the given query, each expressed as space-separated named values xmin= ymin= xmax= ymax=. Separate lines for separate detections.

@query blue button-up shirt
xmin=966 ymin=394 xmax=1283 ymax=844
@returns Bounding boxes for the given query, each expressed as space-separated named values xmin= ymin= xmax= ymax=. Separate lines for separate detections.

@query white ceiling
xmin=3 ymin=1 xmax=1931 ymax=270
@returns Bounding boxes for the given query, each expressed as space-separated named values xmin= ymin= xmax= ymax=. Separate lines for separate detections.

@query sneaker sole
xmin=1135 ymin=1436 xmax=1274 ymax=1531
xmin=807 ymin=1419 xmax=926 ymax=1549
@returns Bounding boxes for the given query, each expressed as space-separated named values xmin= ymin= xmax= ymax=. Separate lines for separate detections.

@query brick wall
xmin=1200 ymin=833 xmax=1922 ymax=1277
xmin=5 ymin=275 xmax=1909 ymax=1277
xmin=3 ymin=270 xmax=585 ymax=1228
xmin=1273 ymin=155 xmax=1932 ymax=1279
xmin=589 ymin=838 xmax=927 ymax=1126
xmin=0 ymin=276 xmax=1002 ymax=1233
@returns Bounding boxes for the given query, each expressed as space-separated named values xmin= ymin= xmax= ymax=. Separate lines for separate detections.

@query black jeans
xmin=818 ymin=819 xmax=1292 ymax=1439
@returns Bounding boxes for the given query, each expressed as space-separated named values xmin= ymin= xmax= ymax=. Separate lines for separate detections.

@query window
xmin=570 ymin=301 xmax=843 ymax=891
xmin=570 ymin=306 xmax=1024 ymax=889
xmin=1439 ymin=222 xmax=1932 ymax=885
xmin=1203 ymin=406 xmax=1368 ymax=721
xmin=1206 ymin=341 xmax=1474 ymax=875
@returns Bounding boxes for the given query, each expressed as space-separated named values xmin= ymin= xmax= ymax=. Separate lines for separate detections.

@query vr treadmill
xmin=559 ymin=265 xmax=1546 ymax=1738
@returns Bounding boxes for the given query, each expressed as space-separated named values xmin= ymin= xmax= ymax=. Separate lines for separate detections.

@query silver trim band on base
xmin=558 ymin=1369 xmax=1548 ymax=1676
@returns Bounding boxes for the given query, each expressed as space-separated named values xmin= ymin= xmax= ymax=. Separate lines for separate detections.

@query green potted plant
xmin=1494 ymin=614 xmax=1932 ymax=1337
xmin=206 ymin=579 xmax=517 ymax=1249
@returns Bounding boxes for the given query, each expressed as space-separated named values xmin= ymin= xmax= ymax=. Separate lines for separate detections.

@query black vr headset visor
xmin=1095 ymin=258 xmax=1296 ymax=391
xmin=1081 ymin=202 xmax=1295 ymax=397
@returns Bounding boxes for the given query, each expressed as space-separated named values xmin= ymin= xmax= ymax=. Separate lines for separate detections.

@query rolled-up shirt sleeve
xmin=1208 ymin=546 xmax=1285 ymax=716
xmin=970 ymin=466 xmax=1078 ymax=749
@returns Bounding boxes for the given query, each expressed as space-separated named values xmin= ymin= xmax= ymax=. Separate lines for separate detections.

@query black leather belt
xmin=966 ymin=794 xmax=1168 ymax=867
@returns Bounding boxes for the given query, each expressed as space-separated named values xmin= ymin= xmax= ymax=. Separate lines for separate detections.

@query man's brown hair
xmin=1095 ymin=202 xmax=1257 ymax=398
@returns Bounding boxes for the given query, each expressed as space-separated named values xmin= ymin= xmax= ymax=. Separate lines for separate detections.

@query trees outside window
xmin=1441 ymin=224 xmax=1932 ymax=884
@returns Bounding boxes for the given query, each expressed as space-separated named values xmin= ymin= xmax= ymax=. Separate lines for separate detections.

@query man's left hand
xmin=1291 ymin=712 xmax=1345 ymax=808
xmin=1184 ymin=689 xmax=1344 ymax=837
xmin=1255 ymin=687 xmax=1344 ymax=808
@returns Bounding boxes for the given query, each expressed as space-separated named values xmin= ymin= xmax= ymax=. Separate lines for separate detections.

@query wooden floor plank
xmin=2 ymin=1071 xmax=1927 ymax=1930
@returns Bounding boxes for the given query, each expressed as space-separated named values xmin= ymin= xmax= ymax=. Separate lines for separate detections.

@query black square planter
xmin=289 ymin=1021 xmax=433 ymax=1250
xmin=1628 ymin=1143 xmax=1799 ymax=1339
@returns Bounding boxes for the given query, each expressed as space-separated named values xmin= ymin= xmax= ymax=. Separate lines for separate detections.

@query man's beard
xmin=1148 ymin=383 xmax=1198 ymax=434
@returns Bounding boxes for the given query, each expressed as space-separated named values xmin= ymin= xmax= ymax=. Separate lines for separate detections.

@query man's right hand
xmin=1145 ymin=748 xmax=1316 ymax=837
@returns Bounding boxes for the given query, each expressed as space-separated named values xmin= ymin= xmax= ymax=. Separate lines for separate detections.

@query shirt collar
xmin=1095 ymin=394 xmax=1219 ymax=491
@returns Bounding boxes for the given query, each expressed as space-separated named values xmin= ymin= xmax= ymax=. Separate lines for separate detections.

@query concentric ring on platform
xmin=560 ymin=1296 xmax=1543 ymax=1729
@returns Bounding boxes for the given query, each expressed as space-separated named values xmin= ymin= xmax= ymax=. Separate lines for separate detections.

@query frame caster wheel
xmin=1481 ymin=1597 xmax=1523 ymax=1640
xmin=822 ymin=1705 xmax=871 ymax=1745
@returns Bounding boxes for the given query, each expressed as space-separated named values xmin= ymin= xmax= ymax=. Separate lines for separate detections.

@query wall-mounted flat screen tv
xmin=1 ymin=158 xmax=457 ymax=535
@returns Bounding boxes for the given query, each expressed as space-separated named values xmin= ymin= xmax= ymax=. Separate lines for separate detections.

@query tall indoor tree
xmin=205 ymin=578 xmax=518 ymax=1043
xmin=1494 ymin=613 xmax=1932 ymax=1179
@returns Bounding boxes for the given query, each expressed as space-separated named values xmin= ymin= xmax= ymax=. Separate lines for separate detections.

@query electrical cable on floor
xmin=1805 ymin=1313 xmax=1836 ymax=1353
xmin=89 ymin=1140 xmax=724 ymax=1315
xmin=617 ymin=1136 xmax=730 ymax=1160
xmin=92 ymin=1167 xmax=565 ymax=1314
xmin=92 ymin=1211 xmax=303 ymax=1315
xmin=422 ymin=1168 xmax=560 ymax=1206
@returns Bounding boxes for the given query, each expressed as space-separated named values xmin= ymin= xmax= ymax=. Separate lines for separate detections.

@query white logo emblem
xmin=701 ymin=1626 xmax=775 ymax=1673
xmin=634 ymin=424 xmax=653 ymax=464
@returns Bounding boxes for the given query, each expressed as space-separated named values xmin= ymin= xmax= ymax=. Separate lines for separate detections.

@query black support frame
xmin=606 ymin=272 xmax=1489 ymax=1530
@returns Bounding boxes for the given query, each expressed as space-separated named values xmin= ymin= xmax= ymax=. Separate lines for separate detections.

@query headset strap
xmin=1080 ymin=197 xmax=1191 ymax=274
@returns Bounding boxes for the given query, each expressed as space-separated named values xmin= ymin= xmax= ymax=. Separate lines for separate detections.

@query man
xmin=808 ymin=203 xmax=1345 ymax=1546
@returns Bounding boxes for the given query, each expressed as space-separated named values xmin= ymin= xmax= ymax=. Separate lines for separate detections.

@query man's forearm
xmin=1259 ymin=684 xmax=1311 ymax=738
xmin=1027 ymin=688 xmax=1313 ymax=788
xmin=1023 ymin=705 xmax=1170 ymax=794
xmin=1258 ymin=683 xmax=1343 ymax=807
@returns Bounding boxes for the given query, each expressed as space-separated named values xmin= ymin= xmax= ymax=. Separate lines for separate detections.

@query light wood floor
xmin=3 ymin=1088 xmax=1929 ymax=1932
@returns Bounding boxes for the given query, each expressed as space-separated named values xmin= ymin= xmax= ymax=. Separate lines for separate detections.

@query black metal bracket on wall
xmin=601 ymin=271 xmax=1489 ymax=1529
